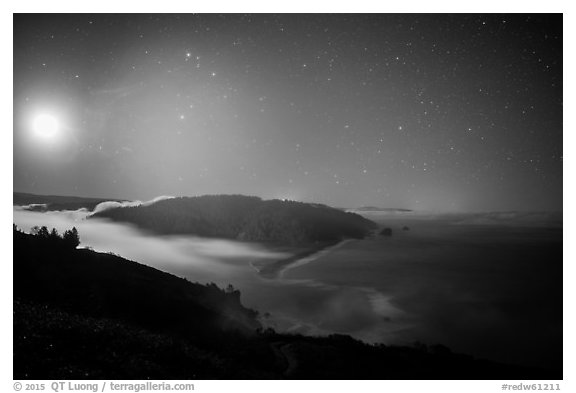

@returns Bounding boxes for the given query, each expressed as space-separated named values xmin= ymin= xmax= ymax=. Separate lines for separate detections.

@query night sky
xmin=13 ymin=14 xmax=563 ymax=212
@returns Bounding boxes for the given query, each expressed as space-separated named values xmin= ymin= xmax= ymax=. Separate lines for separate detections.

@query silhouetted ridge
xmin=14 ymin=191 xmax=124 ymax=211
xmin=13 ymin=226 xmax=259 ymax=337
xmin=91 ymin=195 xmax=377 ymax=244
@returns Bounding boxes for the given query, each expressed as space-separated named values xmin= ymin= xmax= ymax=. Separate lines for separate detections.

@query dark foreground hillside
xmin=13 ymin=227 xmax=559 ymax=379
xmin=91 ymin=195 xmax=377 ymax=244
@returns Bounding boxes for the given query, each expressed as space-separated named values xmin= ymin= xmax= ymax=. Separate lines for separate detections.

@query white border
xmin=3 ymin=2 xmax=572 ymax=391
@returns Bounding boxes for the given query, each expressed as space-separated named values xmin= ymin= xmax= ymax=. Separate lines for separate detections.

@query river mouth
xmin=13 ymin=207 xmax=562 ymax=370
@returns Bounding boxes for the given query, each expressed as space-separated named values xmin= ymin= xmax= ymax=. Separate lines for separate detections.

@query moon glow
xmin=32 ymin=113 xmax=60 ymax=141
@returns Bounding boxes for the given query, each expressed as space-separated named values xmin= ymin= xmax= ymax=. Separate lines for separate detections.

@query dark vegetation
xmin=26 ymin=225 xmax=80 ymax=249
xmin=91 ymin=195 xmax=377 ymax=245
xmin=14 ymin=225 xmax=559 ymax=379
xmin=14 ymin=191 xmax=123 ymax=211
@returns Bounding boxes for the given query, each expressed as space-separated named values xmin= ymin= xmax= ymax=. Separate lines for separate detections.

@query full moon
xmin=32 ymin=113 xmax=60 ymax=140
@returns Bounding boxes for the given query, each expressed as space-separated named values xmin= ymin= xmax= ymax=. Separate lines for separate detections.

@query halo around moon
xmin=32 ymin=113 xmax=60 ymax=141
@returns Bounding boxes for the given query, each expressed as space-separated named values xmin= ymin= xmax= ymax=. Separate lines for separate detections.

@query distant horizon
xmin=12 ymin=188 xmax=564 ymax=215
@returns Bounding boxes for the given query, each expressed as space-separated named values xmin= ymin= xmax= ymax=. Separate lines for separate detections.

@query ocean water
xmin=13 ymin=207 xmax=562 ymax=369
xmin=283 ymin=212 xmax=562 ymax=369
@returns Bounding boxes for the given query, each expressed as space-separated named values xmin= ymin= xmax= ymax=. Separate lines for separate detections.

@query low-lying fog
xmin=13 ymin=206 xmax=562 ymax=370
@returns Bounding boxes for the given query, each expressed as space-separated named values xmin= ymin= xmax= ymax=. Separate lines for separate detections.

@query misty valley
xmin=12 ymin=193 xmax=562 ymax=379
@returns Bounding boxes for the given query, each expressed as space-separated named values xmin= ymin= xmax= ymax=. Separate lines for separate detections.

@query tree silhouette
xmin=63 ymin=227 xmax=80 ymax=248
xmin=38 ymin=226 xmax=50 ymax=238
xmin=50 ymin=228 xmax=59 ymax=239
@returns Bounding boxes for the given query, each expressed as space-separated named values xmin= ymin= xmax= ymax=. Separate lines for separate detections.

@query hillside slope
xmin=13 ymin=227 xmax=559 ymax=379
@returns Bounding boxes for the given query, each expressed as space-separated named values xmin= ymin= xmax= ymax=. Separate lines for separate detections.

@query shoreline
xmin=253 ymin=238 xmax=355 ymax=279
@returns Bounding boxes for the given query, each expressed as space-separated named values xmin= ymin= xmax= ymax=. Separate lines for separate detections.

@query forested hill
xmin=91 ymin=195 xmax=378 ymax=244
xmin=13 ymin=227 xmax=259 ymax=336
